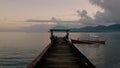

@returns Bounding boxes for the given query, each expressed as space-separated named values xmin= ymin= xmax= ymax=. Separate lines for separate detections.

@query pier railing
xmin=27 ymin=43 xmax=51 ymax=68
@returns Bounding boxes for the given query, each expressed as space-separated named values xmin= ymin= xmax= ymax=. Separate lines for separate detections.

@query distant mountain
xmin=107 ymin=24 xmax=120 ymax=31
xmin=70 ymin=24 xmax=120 ymax=32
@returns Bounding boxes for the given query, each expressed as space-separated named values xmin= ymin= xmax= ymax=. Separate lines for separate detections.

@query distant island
xmin=0 ymin=24 xmax=119 ymax=32
xmin=53 ymin=24 xmax=120 ymax=32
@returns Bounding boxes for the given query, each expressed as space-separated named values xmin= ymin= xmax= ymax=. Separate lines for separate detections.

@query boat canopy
xmin=49 ymin=29 xmax=70 ymax=32
xmin=49 ymin=29 xmax=70 ymax=39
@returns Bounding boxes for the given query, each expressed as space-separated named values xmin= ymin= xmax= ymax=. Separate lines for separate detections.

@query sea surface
xmin=0 ymin=32 xmax=120 ymax=68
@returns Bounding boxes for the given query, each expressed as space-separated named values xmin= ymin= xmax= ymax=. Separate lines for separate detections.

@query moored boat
xmin=71 ymin=39 xmax=106 ymax=44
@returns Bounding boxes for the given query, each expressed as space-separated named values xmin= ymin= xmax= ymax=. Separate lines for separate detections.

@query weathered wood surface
xmin=27 ymin=37 xmax=96 ymax=68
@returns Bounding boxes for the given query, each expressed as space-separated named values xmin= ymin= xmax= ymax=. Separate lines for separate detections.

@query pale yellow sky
xmin=0 ymin=0 xmax=101 ymax=30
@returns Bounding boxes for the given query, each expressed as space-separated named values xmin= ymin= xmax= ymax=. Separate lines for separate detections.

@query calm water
xmin=0 ymin=32 xmax=120 ymax=68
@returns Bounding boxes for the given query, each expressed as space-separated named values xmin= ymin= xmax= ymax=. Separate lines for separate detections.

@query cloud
xmin=76 ymin=10 xmax=81 ymax=17
xmin=26 ymin=17 xmax=80 ymax=26
xmin=89 ymin=0 xmax=120 ymax=25
xmin=76 ymin=0 xmax=120 ymax=26
xmin=77 ymin=10 xmax=95 ymax=26
xmin=26 ymin=17 xmax=59 ymax=23
xmin=80 ymin=10 xmax=88 ymax=17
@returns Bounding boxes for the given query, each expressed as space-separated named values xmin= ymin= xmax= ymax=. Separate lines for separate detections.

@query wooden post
xmin=50 ymin=30 xmax=54 ymax=43
xmin=65 ymin=31 xmax=69 ymax=39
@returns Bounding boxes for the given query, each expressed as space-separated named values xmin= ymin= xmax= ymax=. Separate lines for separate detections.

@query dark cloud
xmin=80 ymin=10 xmax=88 ymax=17
xmin=75 ymin=0 xmax=120 ymax=26
xmin=89 ymin=0 xmax=120 ymax=25
xmin=76 ymin=10 xmax=95 ymax=26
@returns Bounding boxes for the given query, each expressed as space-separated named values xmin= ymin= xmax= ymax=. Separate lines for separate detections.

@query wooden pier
xmin=27 ymin=29 xmax=96 ymax=68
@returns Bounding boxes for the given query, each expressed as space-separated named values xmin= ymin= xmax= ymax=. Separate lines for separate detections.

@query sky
xmin=0 ymin=0 xmax=119 ymax=31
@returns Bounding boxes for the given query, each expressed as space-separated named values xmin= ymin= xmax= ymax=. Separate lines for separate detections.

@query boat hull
xmin=71 ymin=39 xmax=106 ymax=44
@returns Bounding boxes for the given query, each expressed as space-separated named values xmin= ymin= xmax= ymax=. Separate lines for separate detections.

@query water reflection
xmin=0 ymin=32 xmax=50 ymax=68
xmin=70 ymin=32 xmax=120 ymax=68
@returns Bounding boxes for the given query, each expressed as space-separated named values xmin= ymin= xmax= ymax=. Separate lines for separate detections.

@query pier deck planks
xmin=28 ymin=37 xmax=96 ymax=68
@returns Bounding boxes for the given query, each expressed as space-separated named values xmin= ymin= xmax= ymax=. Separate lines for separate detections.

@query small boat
xmin=71 ymin=39 xmax=95 ymax=44
xmin=71 ymin=39 xmax=106 ymax=44
xmin=86 ymin=40 xmax=106 ymax=44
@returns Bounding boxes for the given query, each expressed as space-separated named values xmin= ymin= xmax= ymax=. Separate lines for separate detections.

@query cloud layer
xmin=26 ymin=0 xmax=120 ymax=27
xmin=26 ymin=17 xmax=80 ymax=27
